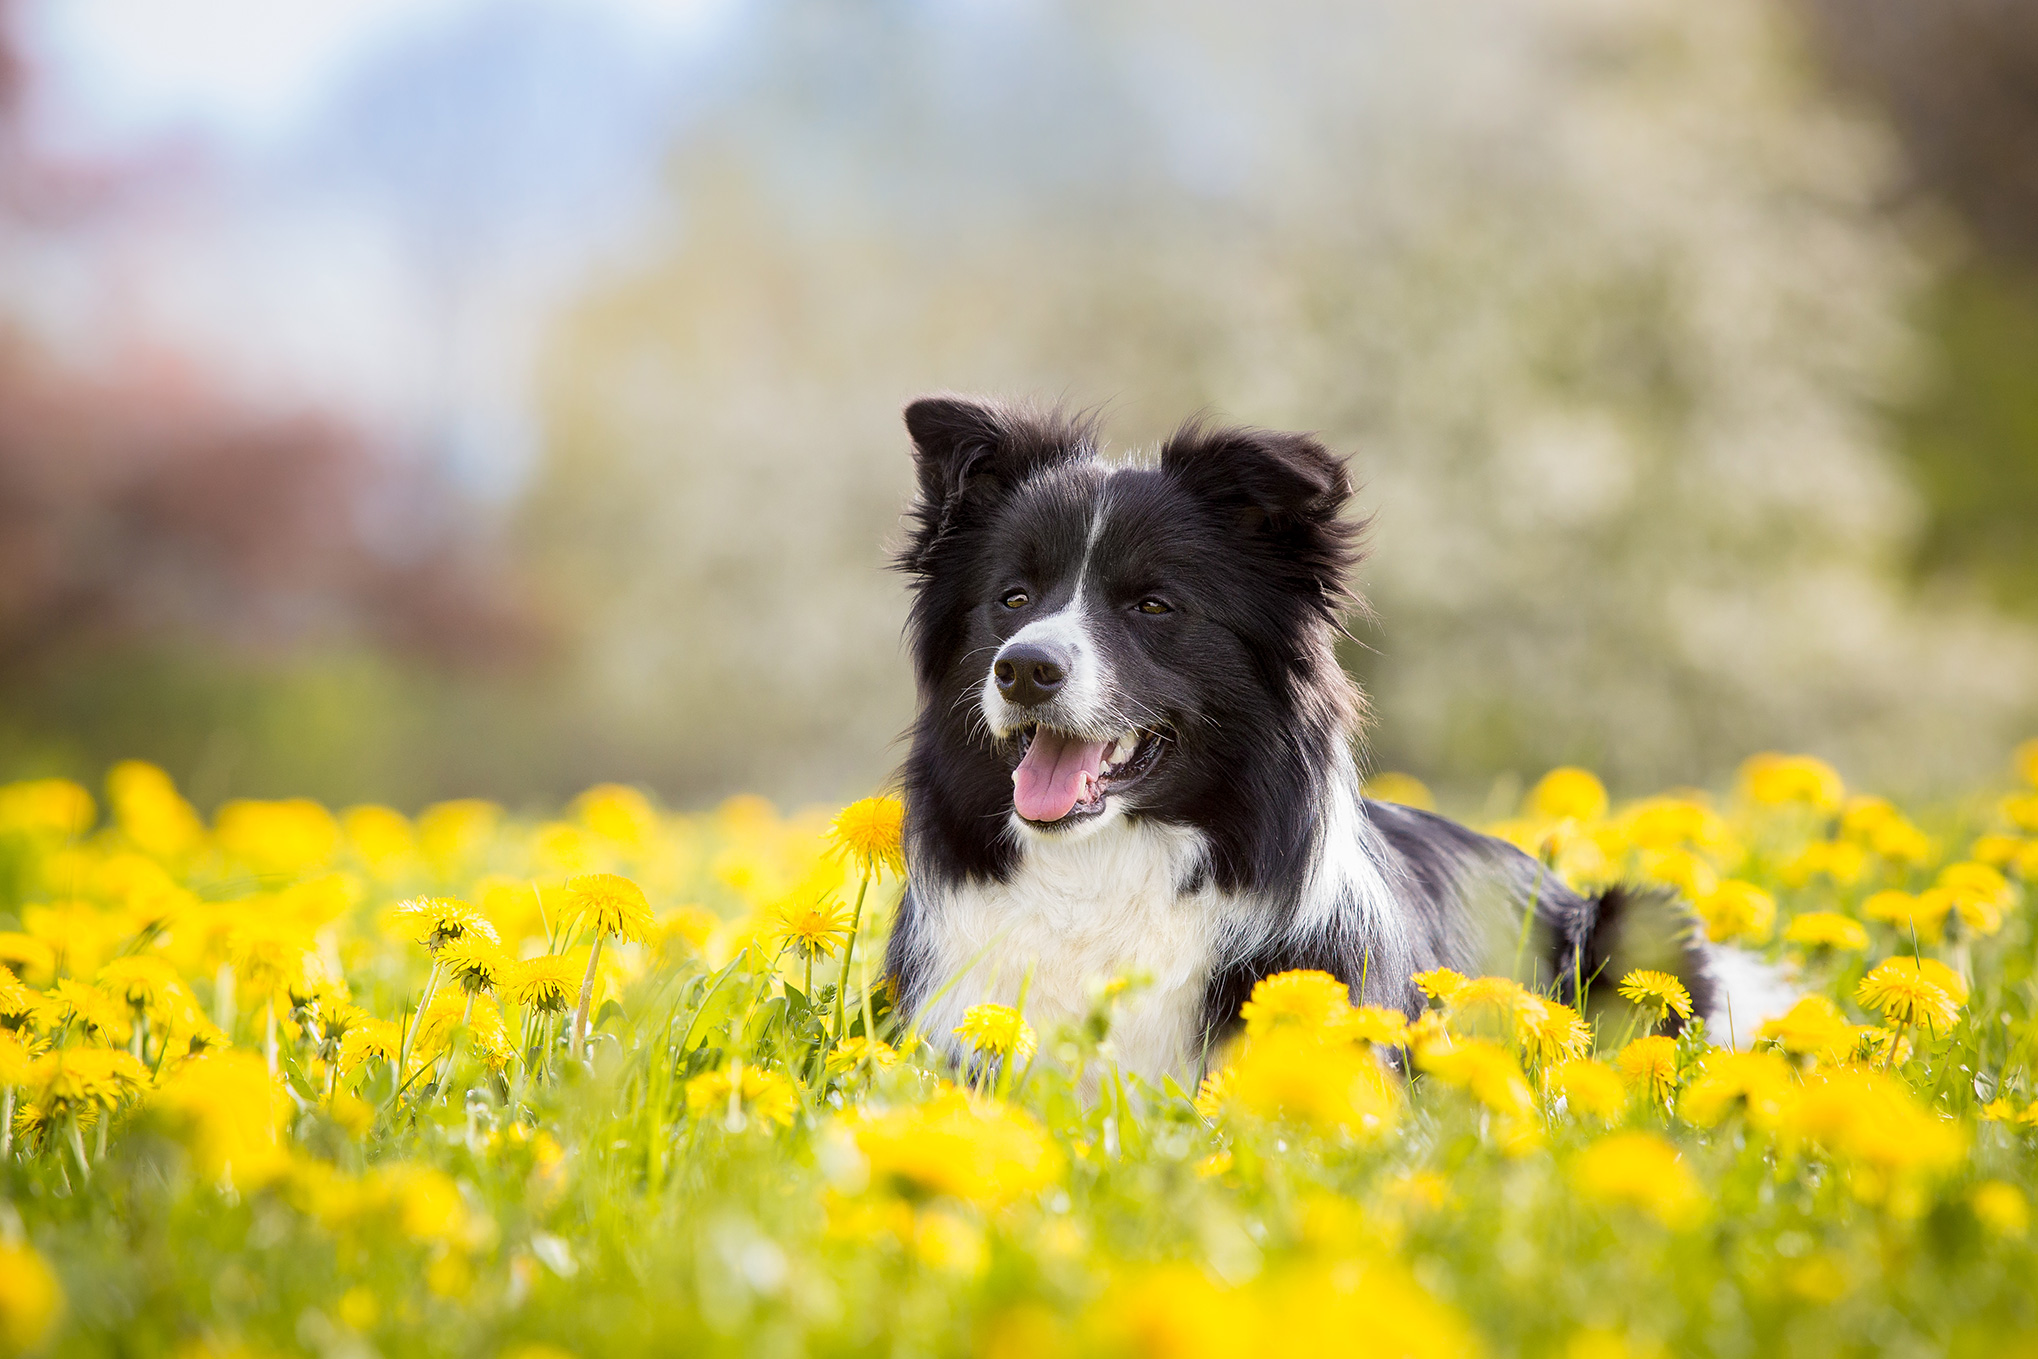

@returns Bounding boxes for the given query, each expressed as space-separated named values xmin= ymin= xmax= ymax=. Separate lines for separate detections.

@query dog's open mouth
xmin=1010 ymin=725 xmax=1164 ymax=828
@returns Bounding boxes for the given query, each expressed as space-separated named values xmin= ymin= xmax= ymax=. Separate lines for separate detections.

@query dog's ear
xmin=1160 ymin=421 xmax=1365 ymax=603
xmin=898 ymin=395 xmax=1090 ymax=575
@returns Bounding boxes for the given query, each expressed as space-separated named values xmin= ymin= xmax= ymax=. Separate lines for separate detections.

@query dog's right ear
xmin=898 ymin=395 xmax=1089 ymax=575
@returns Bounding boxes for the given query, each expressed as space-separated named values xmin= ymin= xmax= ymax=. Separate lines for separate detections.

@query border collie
xmin=883 ymin=395 xmax=1789 ymax=1081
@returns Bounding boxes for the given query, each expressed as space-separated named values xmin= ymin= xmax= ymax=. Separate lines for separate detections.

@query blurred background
xmin=1 ymin=0 xmax=2035 ymax=813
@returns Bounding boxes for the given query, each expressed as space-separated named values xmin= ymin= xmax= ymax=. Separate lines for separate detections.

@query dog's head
xmin=898 ymin=395 xmax=1366 ymax=856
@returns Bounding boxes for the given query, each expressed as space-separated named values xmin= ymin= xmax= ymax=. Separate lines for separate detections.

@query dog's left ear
xmin=1160 ymin=422 xmax=1364 ymax=601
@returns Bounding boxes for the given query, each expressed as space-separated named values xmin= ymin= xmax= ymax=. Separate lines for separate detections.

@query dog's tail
xmin=1557 ymin=885 xmax=1795 ymax=1048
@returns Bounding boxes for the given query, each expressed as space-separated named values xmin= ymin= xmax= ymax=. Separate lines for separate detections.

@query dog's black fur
xmin=884 ymin=395 xmax=1717 ymax=1067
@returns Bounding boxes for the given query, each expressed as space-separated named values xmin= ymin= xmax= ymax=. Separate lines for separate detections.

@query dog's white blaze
xmin=979 ymin=600 xmax=1110 ymax=738
xmin=912 ymin=818 xmax=1220 ymax=1083
xmin=980 ymin=497 xmax=1118 ymax=739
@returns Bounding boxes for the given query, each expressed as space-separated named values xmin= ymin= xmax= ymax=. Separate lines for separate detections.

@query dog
xmin=882 ymin=395 xmax=1790 ymax=1081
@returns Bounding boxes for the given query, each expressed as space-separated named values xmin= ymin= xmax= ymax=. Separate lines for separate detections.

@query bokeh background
xmin=2 ymin=0 xmax=2035 ymax=813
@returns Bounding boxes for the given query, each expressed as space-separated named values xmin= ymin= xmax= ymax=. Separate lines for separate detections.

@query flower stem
xmin=387 ymin=960 xmax=442 ymax=1112
xmin=833 ymin=872 xmax=872 ymax=1041
xmin=435 ymin=991 xmax=475 ymax=1100
xmin=571 ymin=933 xmax=606 ymax=1063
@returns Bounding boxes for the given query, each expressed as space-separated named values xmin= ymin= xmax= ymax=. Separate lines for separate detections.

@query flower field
xmin=3 ymin=748 xmax=2038 ymax=1358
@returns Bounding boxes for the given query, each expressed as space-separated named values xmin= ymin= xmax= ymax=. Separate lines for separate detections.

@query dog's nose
xmin=993 ymin=643 xmax=1068 ymax=708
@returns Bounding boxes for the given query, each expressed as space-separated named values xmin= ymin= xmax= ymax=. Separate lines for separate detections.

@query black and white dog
xmin=883 ymin=395 xmax=1787 ymax=1080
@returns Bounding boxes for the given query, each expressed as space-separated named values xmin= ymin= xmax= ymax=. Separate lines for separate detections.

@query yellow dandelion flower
xmin=1937 ymin=861 xmax=2015 ymax=937
xmin=769 ymin=894 xmax=851 ymax=961
xmin=394 ymin=897 xmax=499 ymax=952
xmin=95 ymin=955 xmax=186 ymax=1014
xmin=566 ymin=874 xmax=653 ymax=943
xmin=438 ymin=934 xmax=511 ymax=994
xmin=1759 ymin=994 xmax=1858 ymax=1062
xmin=1637 ymin=845 xmax=1719 ymax=898
xmin=1616 ymin=969 xmax=1693 ymax=1023
xmin=1218 ymin=1030 xmax=1403 ymax=1135
xmin=1519 ymin=997 xmax=1592 ymax=1063
xmin=214 ymin=797 xmax=339 ymax=873
xmin=1782 ymin=912 xmax=1869 ymax=953
xmin=0 ymin=934 xmax=56 ymax=986
xmin=1192 ymin=1066 xmax=1232 ymax=1121
xmin=576 ymin=782 xmax=660 ymax=847
xmin=1347 ymin=1005 xmax=1411 ymax=1048
xmin=1693 ymin=880 xmax=1775 ymax=945
xmin=1617 ymin=1036 xmax=1680 ymax=1103
xmin=0 ymin=965 xmax=38 ymax=1023
xmin=2003 ymin=795 xmax=2038 ymax=835
xmin=824 ymin=1036 xmax=900 ymax=1075
xmin=409 ymin=993 xmax=516 ymax=1070
xmin=685 ymin=1062 xmax=798 ymax=1128
xmin=829 ymin=795 xmax=907 ymax=878
xmin=0 ymin=776 xmax=94 ymax=839
xmin=1740 ymin=753 xmax=1845 ymax=812
xmin=0 ymin=1240 xmax=64 ymax=1354
xmin=1782 ymin=1066 xmax=1965 ymax=1201
xmin=1363 ymin=771 xmax=1435 ymax=810
xmin=1838 ymin=796 xmax=1932 ymax=864
xmin=226 ymin=916 xmax=319 ymax=1000
xmin=48 ymin=978 xmax=130 ymax=1042
xmin=1449 ymin=975 xmax=1531 ymax=1018
xmin=1239 ymin=970 xmax=1351 ymax=1038
xmin=1861 ymin=889 xmax=1949 ymax=943
xmin=507 ymin=953 xmax=582 ymax=1012
xmin=0 ymin=1030 xmax=32 ymax=1087
xmin=150 ymin=1049 xmax=292 ymax=1185
xmin=953 ymin=1003 xmax=1038 ymax=1064
xmin=29 ymin=1047 xmax=149 ymax=1114
xmin=1618 ymin=795 xmax=1735 ymax=854
xmin=1972 ymin=832 xmax=2025 ymax=866
xmin=849 ymin=1088 xmax=1062 ymax=1206
xmin=659 ymin=905 xmax=722 ymax=955
xmin=1545 ymin=1057 xmax=1627 ymax=1122
xmin=2016 ymin=737 xmax=2038 ymax=788
xmin=1442 ymin=977 xmax=1585 ymax=1060
xmin=1679 ymin=1050 xmax=1795 ymax=1130
xmin=338 ymin=1018 xmax=402 ymax=1074
xmin=1571 ymin=1132 xmax=1705 ymax=1229
xmin=162 ymin=1010 xmax=230 ymax=1060
xmin=1973 ymin=1181 xmax=2029 ymax=1239
xmin=1412 ymin=968 xmax=1468 ymax=1006
xmin=1780 ymin=840 xmax=1868 ymax=889
xmin=1530 ymin=767 xmax=1609 ymax=822
xmin=1854 ymin=957 xmax=1963 ymax=1032
xmin=1418 ymin=1038 xmax=1535 ymax=1119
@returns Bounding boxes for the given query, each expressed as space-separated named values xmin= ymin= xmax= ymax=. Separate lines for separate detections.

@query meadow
xmin=2 ymin=747 xmax=2037 ymax=1358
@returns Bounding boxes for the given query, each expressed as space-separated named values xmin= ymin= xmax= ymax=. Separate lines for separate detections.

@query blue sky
xmin=24 ymin=0 xmax=736 ymax=151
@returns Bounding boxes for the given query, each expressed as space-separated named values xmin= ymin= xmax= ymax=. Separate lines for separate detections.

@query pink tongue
xmin=1013 ymin=730 xmax=1110 ymax=822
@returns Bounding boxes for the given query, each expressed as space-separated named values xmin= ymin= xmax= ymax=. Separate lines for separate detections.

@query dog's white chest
xmin=909 ymin=819 xmax=1222 ymax=1082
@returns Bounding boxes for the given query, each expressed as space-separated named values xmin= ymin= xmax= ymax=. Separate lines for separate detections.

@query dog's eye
xmin=1002 ymin=591 xmax=1030 ymax=609
xmin=1136 ymin=597 xmax=1172 ymax=615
